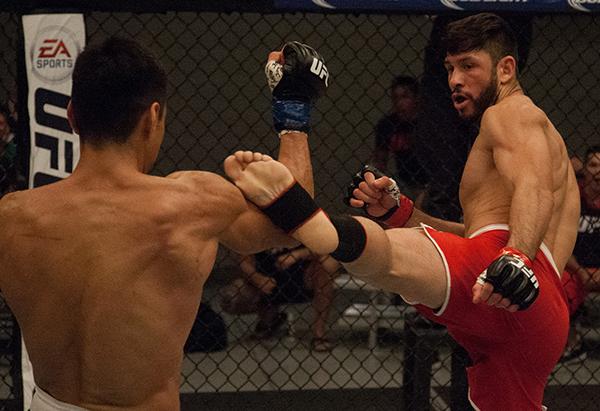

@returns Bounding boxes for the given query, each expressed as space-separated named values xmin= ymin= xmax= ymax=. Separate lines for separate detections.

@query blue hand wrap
xmin=272 ymin=99 xmax=312 ymax=133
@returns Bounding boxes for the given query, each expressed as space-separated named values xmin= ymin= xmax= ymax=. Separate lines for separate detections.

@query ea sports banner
xmin=21 ymin=14 xmax=85 ymax=409
xmin=23 ymin=14 xmax=85 ymax=190
xmin=275 ymin=0 xmax=600 ymax=12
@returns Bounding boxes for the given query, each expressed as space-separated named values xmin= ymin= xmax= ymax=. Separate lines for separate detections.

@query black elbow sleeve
xmin=329 ymin=214 xmax=367 ymax=263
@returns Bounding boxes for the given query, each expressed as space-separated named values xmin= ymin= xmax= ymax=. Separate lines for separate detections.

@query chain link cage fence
xmin=1 ymin=2 xmax=600 ymax=410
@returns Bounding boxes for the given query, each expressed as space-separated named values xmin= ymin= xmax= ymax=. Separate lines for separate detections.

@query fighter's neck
xmin=495 ymin=82 xmax=524 ymax=104
xmin=72 ymin=143 xmax=147 ymax=180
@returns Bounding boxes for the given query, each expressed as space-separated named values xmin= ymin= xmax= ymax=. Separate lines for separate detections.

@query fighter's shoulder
xmin=164 ymin=170 xmax=246 ymax=217
xmin=0 ymin=192 xmax=26 ymax=243
xmin=482 ymin=97 xmax=547 ymax=142
xmin=166 ymin=170 xmax=226 ymax=188
xmin=483 ymin=97 xmax=546 ymax=130
xmin=0 ymin=191 xmax=24 ymax=218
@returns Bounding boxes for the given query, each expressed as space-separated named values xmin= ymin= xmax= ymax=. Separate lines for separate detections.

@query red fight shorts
xmin=416 ymin=224 xmax=569 ymax=411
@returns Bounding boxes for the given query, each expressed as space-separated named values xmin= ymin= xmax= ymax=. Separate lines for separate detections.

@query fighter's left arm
xmin=484 ymin=105 xmax=554 ymax=259
xmin=471 ymin=105 xmax=553 ymax=311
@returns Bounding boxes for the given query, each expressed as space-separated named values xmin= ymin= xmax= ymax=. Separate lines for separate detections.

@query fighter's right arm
xmin=346 ymin=166 xmax=465 ymax=236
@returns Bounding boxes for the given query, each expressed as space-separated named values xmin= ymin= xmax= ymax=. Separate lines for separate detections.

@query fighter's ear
xmin=139 ymin=102 xmax=162 ymax=140
xmin=66 ymin=101 xmax=79 ymax=134
xmin=497 ymin=55 xmax=517 ymax=84
xmin=148 ymin=102 xmax=163 ymax=130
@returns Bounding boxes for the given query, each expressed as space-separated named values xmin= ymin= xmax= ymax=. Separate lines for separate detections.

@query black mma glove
xmin=478 ymin=247 xmax=540 ymax=311
xmin=344 ymin=165 xmax=414 ymax=228
xmin=265 ymin=41 xmax=329 ymax=133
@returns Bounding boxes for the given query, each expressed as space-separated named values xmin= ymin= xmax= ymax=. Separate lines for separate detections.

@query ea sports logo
xmin=31 ymin=26 xmax=81 ymax=83
xmin=38 ymin=39 xmax=71 ymax=58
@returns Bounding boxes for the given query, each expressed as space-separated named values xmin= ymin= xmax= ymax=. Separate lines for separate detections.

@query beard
xmin=468 ymin=72 xmax=499 ymax=121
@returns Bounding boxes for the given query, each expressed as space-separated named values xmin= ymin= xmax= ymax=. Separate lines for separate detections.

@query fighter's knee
xmin=340 ymin=216 xmax=392 ymax=276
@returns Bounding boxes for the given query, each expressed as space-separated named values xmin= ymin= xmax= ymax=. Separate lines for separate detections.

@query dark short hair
xmin=443 ymin=13 xmax=519 ymax=67
xmin=585 ymin=146 xmax=600 ymax=162
xmin=391 ymin=75 xmax=419 ymax=95
xmin=70 ymin=37 xmax=167 ymax=145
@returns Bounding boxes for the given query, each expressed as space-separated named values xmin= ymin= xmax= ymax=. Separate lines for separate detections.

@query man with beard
xmin=416 ymin=14 xmax=532 ymax=223
xmin=223 ymin=13 xmax=579 ymax=411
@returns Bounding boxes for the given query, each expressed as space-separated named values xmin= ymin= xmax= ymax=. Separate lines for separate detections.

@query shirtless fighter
xmin=0 ymin=37 xmax=327 ymax=410
xmin=225 ymin=13 xmax=579 ymax=411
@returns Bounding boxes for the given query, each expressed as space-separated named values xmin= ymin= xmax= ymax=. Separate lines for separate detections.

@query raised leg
xmin=225 ymin=152 xmax=447 ymax=310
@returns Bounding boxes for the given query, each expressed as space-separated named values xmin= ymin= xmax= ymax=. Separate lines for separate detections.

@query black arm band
xmin=329 ymin=215 xmax=367 ymax=263
xmin=261 ymin=182 xmax=320 ymax=233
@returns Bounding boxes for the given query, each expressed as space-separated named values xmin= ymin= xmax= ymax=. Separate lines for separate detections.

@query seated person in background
xmin=222 ymin=247 xmax=340 ymax=352
xmin=373 ymin=75 xmax=428 ymax=207
xmin=562 ymin=146 xmax=600 ymax=363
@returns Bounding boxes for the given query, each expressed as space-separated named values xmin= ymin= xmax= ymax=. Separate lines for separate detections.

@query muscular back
xmin=0 ymin=171 xmax=245 ymax=409
xmin=460 ymin=94 xmax=579 ymax=272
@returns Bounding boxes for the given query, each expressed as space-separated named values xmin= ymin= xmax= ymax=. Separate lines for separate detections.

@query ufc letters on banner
xmin=23 ymin=14 xmax=85 ymax=188
xmin=21 ymin=14 xmax=85 ymax=409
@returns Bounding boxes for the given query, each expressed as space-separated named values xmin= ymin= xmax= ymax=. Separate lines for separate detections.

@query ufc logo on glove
xmin=310 ymin=58 xmax=329 ymax=86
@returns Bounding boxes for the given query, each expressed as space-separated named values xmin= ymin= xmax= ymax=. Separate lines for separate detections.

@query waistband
xmin=468 ymin=224 xmax=560 ymax=278
xmin=31 ymin=387 xmax=89 ymax=411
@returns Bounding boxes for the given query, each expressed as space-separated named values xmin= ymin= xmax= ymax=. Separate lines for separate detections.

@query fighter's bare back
xmin=0 ymin=170 xmax=248 ymax=409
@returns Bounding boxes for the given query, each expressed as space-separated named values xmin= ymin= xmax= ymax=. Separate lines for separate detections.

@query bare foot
xmin=225 ymin=150 xmax=340 ymax=256
xmin=224 ymin=150 xmax=294 ymax=207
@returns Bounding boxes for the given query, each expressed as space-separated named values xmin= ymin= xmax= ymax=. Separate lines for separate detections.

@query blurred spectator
xmin=0 ymin=104 xmax=17 ymax=197
xmin=221 ymin=247 xmax=341 ymax=352
xmin=562 ymin=146 xmax=600 ymax=363
xmin=373 ymin=75 xmax=428 ymax=207
xmin=571 ymin=154 xmax=584 ymax=177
